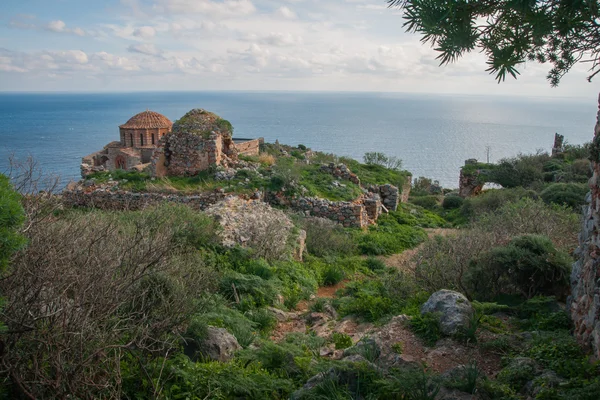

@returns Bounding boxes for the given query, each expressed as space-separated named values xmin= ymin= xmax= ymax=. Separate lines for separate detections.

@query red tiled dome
xmin=119 ymin=110 xmax=173 ymax=129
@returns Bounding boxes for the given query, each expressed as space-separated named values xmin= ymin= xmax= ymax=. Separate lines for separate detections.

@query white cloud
xmin=127 ymin=43 xmax=163 ymax=56
xmin=133 ymin=26 xmax=156 ymax=39
xmin=153 ymin=0 xmax=256 ymax=17
xmin=275 ymin=6 xmax=297 ymax=20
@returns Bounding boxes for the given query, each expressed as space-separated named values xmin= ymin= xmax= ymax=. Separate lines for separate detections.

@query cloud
xmin=9 ymin=16 xmax=87 ymax=36
xmin=153 ymin=0 xmax=256 ymax=17
xmin=133 ymin=26 xmax=156 ymax=39
xmin=275 ymin=6 xmax=297 ymax=20
xmin=127 ymin=43 xmax=163 ymax=56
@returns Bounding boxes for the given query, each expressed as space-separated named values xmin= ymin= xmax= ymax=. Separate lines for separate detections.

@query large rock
xmin=421 ymin=290 xmax=474 ymax=336
xmin=198 ymin=326 xmax=241 ymax=362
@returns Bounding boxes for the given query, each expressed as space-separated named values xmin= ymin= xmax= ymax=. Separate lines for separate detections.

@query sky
xmin=0 ymin=0 xmax=598 ymax=97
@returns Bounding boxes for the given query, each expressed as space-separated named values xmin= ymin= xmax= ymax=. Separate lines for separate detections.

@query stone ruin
xmin=570 ymin=93 xmax=600 ymax=360
xmin=552 ymin=132 xmax=565 ymax=157
xmin=81 ymin=108 xmax=262 ymax=178
xmin=458 ymin=159 xmax=485 ymax=198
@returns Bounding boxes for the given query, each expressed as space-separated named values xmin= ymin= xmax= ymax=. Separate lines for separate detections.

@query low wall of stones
xmin=62 ymin=186 xmax=227 ymax=211
xmin=570 ymin=94 xmax=600 ymax=361
xmin=288 ymin=197 xmax=370 ymax=228
xmin=320 ymin=163 xmax=361 ymax=185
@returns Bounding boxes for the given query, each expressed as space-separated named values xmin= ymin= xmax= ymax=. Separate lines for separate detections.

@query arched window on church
xmin=129 ymin=133 xmax=133 ymax=147
xmin=140 ymin=133 xmax=144 ymax=146
xmin=152 ymin=133 xmax=155 ymax=145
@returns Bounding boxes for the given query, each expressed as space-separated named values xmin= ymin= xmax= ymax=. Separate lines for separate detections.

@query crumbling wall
xmin=62 ymin=183 xmax=227 ymax=211
xmin=288 ymin=197 xmax=370 ymax=228
xmin=400 ymin=177 xmax=412 ymax=203
xmin=320 ymin=163 xmax=361 ymax=185
xmin=234 ymin=138 xmax=262 ymax=156
xmin=458 ymin=159 xmax=484 ymax=198
xmin=569 ymin=94 xmax=600 ymax=361
xmin=552 ymin=133 xmax=565 ymax=157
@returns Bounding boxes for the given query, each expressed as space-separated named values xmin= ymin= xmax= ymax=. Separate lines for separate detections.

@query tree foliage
xmin=388 ymin=0 xmax=600 ymax=86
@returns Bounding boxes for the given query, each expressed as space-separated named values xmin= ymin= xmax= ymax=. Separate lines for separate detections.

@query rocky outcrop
xmin=421 ymin=290 xmax=474 ymax=336
xmin=206 ymin=197 xmax=306 ymax=261
xmin=198 ymin=326 xmax=241 ymax=362
xmin=569 ymin=93 xmax=600 ymax=360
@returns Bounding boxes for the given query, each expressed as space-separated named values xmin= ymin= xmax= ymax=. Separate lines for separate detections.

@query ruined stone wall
xmin=458 ymin=160 xmax=484 ymax=198
xmin=62 ymin=185 xmax=227 ymax=211
xmin=569 ymin=94 xmax=600 ymax=361
xmin=288 ymin=197 xmax=370 ymax=228
xmin=234 ymin=138 xmax=261 ymax=156
xmin=320 ymin=163 xmax=361 ymax=185
xmin=400 ymin=176 xmax=412 ymax=204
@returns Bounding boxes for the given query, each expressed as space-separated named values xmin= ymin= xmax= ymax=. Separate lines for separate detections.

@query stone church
xmin=82 ymin=108 xmax=262 ymax=178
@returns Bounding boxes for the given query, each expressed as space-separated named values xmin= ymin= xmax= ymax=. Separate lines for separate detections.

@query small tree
xmin=0 ymin=174 xmax=25 ymax=272
xmin=363 ymin=152 xmax=403 ymax=170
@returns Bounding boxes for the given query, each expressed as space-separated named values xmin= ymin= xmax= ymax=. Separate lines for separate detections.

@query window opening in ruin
xmin=130 ymin=133 xmax=133 ymax=147
xmin=152 ymin=134 xmax=155 ymax=145
xmin=140 ymin=134 xmax=144 ymax=146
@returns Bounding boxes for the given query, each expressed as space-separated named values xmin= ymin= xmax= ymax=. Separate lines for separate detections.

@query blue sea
xmin=0 ymin=92 xmax=596 ymax=189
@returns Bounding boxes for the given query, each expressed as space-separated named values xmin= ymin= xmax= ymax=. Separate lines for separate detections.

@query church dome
xmin=119 ymin=110 xmax=173 ymax=129
xmin=172 ymin=108 xmax=233 ymax=137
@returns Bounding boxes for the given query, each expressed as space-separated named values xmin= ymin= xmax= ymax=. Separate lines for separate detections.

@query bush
xmin=364 ymin=257 xmax=387 ymax=272
xmin=336 ymin=280 xmax=397 ymax=322
xmin=391 ymin=203 xmax=448 ymax=228
xmin=363 ymin=152 xmax=403 ymax=171
xmin=332 ymin=332 xmax=353 ymax=349
xmin=410 ymin=312 xmax=442 ymax=346
xmin=540 ymin=183 xmax=588 ymax=209
xmin=300 ymin=217 xmax=357 ymax=257
xmin=461 ymin=187 xmax=538 ymax=218
xmin=442 ymin=195 xmax=464 ymax=210
xmin=322 ymin=265 xmax=345 ymax=286
xmin=356 ymin=215 xmax=427 ymax=256
xmin=465 ymin=235 xmax=572 ymax=301
xmin=0 ymin=208 xmax=217 ymax=398
xmin=0 ymin=174 xmax=26 ymax=271
xmin=410 ymin=195 xmax=440 ymax=210
xmin=220 ymin=271 xmax=281 ymax=309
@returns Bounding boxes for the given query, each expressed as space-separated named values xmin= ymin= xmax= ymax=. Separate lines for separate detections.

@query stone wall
xmin=320 ymin=163 xmax=361 ymax=185
xmin=569 ymin=94 xmax=600 ymax=361
xmin=288 ymin=197 xmax=370 ymax=228
xmin=62 ymin=183 xmax=227 ymax=211
xmin=400 ymin=176 xmax=412 ymax=203
xmin=234 ymin=138 xmax=262 ymax=156
xmin=458 ymin=159 xmax=484 ymax=198
xmin=368 ymin=184 xmax=401 ymax=211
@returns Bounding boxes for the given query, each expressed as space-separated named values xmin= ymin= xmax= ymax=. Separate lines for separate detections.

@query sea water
xmin=0 ymin=91 xmax=595 ymax=188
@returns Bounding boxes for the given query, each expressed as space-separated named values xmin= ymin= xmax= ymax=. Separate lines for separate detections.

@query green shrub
xmin=322 ymin=265 xmax=345 ymax=286
xmin=0 ymin=174 xmax=26 ymax=271
xmin=246 ymin=308 xmax=278 ymax=334
xmin=496 ymin=357 xmax=538 ymax=391
xmin=540 ymin=183 xmax=588 ymax=209
xmin=310 ymin=298 xmax=327 ymax=313
xmin=410 ymin=195 xmax=440 ymax=210
xmin=356 ymin=216 xmax=427 ymax=256
xmin=336 ymin=280 xmax=397 ymax=322
xmin=219 ymin=271 xmax=281 ymax=309
xmin=465 ymin=235 xmax=572 ymax=301
xmin=526 ymin=332 xmax=596 ymax=379
xmin=442 ymin=195 xmax=464 ymax=210
xmin=390 ymin=203 xmax=448 ymax=228
xmin=145 ymin=355 xmax=294 ymax=400
xmin=364 ymin=257 xmax=386 ymax=272
xmin=443 ymin=362 xmax=480 ymax=394
xmin=300 ymin=217 xmax=357 ymax=257
xmin=461 ymin=187 xmax=538 ymax=218
xmin=377 ymin=366 xmax=441 ymax=400
xmin=409 ymin=312 xmax=442 ymax=346
xmin=332 ymin=332 xmax=353 ymax=350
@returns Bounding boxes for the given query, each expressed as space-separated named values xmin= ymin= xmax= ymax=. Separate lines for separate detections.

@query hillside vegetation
xmin=1 ymin=144 xmax=598 ymax=399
